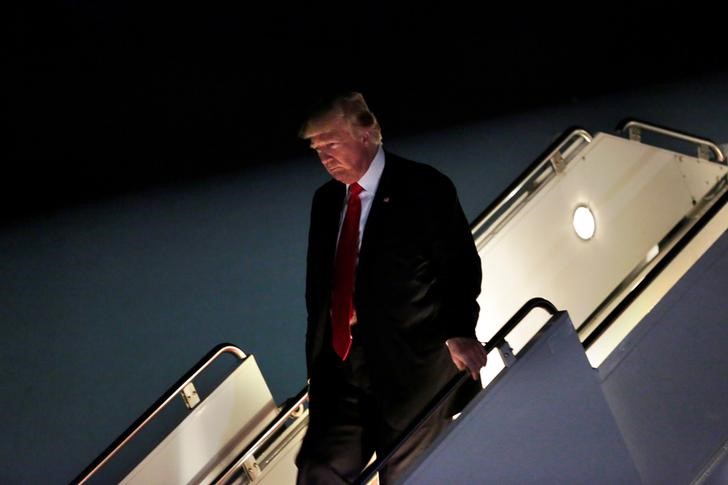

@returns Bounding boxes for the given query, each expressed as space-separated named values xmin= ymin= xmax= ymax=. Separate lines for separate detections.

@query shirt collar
xmin=350 ymin=144 xmax=385 ymax=194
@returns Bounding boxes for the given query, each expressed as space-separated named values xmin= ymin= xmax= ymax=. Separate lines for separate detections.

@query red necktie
xmin=330 ymin=182 xmax=363 ymax=360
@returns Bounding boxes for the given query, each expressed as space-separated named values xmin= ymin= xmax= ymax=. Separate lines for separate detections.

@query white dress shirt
xmin=339 ymin=145 xmax=386 ymax=249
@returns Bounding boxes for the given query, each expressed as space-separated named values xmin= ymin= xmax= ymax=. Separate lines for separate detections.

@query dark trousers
xmin=296 ymin=326 xmax=450 ymax=485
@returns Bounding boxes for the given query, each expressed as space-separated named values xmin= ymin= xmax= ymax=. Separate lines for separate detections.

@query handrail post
xmin=497 ymin=341 xmax=517 ymax=367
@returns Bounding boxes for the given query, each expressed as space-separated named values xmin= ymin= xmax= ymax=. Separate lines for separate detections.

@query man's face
xmin=308 ymin=116 xmax=373 ymax=185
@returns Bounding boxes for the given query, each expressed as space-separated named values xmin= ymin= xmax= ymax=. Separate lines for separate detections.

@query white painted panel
xmin=475 ymin=134 xmax=723 ymax=351
xmin=122 ymin=356 xmax=278 ymax=485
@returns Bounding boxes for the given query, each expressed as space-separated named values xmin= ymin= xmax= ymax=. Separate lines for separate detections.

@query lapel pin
xmin=383 ymin=196 xmax=390 ymax=203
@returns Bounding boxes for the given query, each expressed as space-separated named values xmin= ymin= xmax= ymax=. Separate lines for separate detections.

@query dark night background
xmin=8 ymin=2 xmax=726 ymax=222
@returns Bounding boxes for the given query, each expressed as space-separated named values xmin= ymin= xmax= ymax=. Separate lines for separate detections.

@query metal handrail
xmin=353 ymin=297 xmax=560 ymax=485
xmin=213 ymin=384 xmax=310 ymax=483
xmin=620 ymin=119 xmax=726 ymax=163
xmin=471 ymin=129 xmax=592 ymax=246
xmin=73 ymin=344 xmax=247 ymax=485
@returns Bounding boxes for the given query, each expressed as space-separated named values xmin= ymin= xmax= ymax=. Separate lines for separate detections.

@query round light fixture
xmin=572 ymin=205 xmax=596 ymax=240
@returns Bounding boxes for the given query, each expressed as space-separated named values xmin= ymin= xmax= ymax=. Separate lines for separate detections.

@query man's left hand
xmin=446 ymin=337 xmax=488 ymax=380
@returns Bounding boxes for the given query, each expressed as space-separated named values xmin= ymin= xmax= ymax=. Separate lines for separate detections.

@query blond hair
xmin=299 ymin=92 xmax=382 ymax=144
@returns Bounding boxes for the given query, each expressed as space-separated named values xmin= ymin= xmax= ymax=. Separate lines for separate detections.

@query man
xmin=297 ymin=92 xmax=486 ymax=484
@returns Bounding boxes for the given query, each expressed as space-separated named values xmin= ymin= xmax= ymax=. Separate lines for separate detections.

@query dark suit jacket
xmin=305 ymin=151 xmax=482 ymax=429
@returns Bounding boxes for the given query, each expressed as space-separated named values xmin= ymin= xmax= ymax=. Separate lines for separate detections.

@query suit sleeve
xmin=431 ymin=177 xmax=482 ymax=340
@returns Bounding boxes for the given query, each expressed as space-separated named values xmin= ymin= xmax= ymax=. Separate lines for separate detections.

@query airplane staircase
xmin=73 ymin=120 xmax=728 ymax=484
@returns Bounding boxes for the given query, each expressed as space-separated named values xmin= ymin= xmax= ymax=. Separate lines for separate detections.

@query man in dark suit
xmin=296 ymin=92 xmax=486 ymax=484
